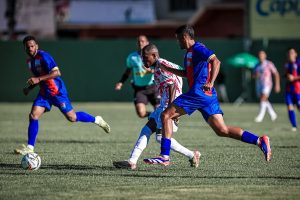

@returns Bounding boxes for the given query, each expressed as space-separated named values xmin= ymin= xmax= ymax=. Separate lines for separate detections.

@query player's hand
xmin=287 ymin=74 xmax=295 ymax=82
xmin=23 ymin=87 xmax=30 ymax=96
xmin=115 ymin=82 xmax=123 ymax=90
xmin=275 ymin=85 xmax=280 ymax=93
xmin=202 ymin=82 xmax=214 ymax=92
xmin=27 ymin=77 xmax=40 ymax=85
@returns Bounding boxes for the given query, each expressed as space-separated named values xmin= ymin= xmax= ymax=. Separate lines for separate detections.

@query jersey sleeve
xmin=196 ymin=45 xmax=215 ymax=62
xmin=126 ymin=54 xmax=133 ymax=69
xmin=269 ymin=62 xmax=278 ymax=74
xmin=41 ymin=52 xmax=58 ymax=73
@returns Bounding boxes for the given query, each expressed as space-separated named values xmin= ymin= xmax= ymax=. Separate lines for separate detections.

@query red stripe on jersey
xmin=45 ymin=79 xmax=59 ymax=96
xmin=292 ymin=68 xmax=300 ymax=93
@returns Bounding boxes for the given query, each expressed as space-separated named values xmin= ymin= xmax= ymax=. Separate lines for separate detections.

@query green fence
xmin=1 ymin=39 xmax=299 ymax=102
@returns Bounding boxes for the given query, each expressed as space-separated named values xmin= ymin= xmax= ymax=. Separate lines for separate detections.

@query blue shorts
xmin=173 ymin=91 xmax=223 ymax=121
xmin=285 ymin=92 xmax=300 ymax=108
xmin=33 ymin=93 xmax=73 ymax=113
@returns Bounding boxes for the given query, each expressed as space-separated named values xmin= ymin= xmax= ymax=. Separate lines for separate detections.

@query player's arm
xmin=115 ymin=68 xmax=132 ymax=90
xmin=23 ymin=84 xmax=36 ymax=96
xmin=202 ymin=55 xmax=221 ymax=92
xmin=159 ymin=63 xmax=187 ymax=77
xmin=272 ymin=70 xmax=281 ymax=93
xmin=27 ymin=67 xmax=61 ymax=86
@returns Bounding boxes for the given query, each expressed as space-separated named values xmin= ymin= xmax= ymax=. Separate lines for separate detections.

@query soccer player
xmin=113 ymin=44 xmax=200 ymax=169
xmin=115 ymin=35 xmax=160 ymax=118
xmin=144 ymin=25 xmax=272 ymax=166
xmin=284 ymin=48 xmax=300 ymax=132
xmin=14 ymin=35 xmax=111 ymax=155
xmin=253 ymin=50 xmax=280 ymax=123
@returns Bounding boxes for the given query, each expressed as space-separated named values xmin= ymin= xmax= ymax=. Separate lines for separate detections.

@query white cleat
xmin=254 ymin=116 xmax=263 ymax=123
xmin=189 ymin=151 xmax=201 ymax=168
xmin=291 ymin=127 xmax=297 ymax=132
xmin=271 ymin=114 xmax=277 ymax=122
xmin=14 ymin=144 xmax=34 ymax=155
xmin=95 ymin=116 xmax=111 ymax=133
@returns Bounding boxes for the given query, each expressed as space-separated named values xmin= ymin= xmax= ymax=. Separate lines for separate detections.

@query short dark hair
xmin=287 ymin=47 xmax=297 ymax=52
xmin=175 ymin=25 xmax=195 ymax=39
xmin=23 ymin=35 xmax=37 ymax=45
xmin=142 ymin=43 xmax=158 ymax=54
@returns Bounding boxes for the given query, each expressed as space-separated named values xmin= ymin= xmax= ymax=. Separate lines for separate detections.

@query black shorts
xmin=133 ymin=84 xmax=160 ymax=106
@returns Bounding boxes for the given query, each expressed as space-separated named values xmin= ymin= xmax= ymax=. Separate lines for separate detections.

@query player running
xmin=113 ymin=44 xmax=200 ymax=169
xmin=253 ymin=50 xmax=280 ymax=123
xmin=144 ymin=25 xmax=272 ymax=166
xmin=115 ymin=35 xmax=160 ymax=118
xmin=14 ymin=35 xmax=110 ymax=155
xmin=284 ymin=48 xmax=300 ymax=132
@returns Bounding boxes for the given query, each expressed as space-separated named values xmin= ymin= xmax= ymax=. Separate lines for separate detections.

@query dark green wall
xmin=1 ymin=39 xmax=299 ymax=102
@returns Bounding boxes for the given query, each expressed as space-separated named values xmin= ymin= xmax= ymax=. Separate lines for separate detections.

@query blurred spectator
xmin=215 ymin=69 xmax=229 ymax=102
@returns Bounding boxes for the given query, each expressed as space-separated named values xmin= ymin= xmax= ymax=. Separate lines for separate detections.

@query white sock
xmin=265 ymin=101 xmax=277 ymax=117
xmin=257 ymin=101 xmax=267 ymax=119
xmin=129 ymin=126 xmax=152 ymax=164
xmin=156 ymin=134 xmax=194 ymax=159
xmin=27 ymin=145 xmax=34 ymax=150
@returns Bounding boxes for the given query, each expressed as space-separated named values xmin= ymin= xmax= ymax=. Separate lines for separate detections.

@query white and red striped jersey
xmin=154 ymin=58 xmax=183 ymax=109
xmin=254 ymin=60 xmax=278 ymax=88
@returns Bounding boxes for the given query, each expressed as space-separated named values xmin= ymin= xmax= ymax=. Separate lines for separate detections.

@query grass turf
xmin=0 ymin=102 xmax=299 ymax=199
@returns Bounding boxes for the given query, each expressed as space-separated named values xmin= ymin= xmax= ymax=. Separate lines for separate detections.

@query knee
xmin=66 ymin=114 xmax=77 ymax=122
xmin=215 ymin=127 xmax=229 ymax=137
xmin=29 ymin=113 xmax=39 ymax=120
xmin=161 ymin=111 xmax=171 ymax=122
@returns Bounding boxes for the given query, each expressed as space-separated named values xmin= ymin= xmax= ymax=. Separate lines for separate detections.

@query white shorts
xmin=256 ymin=84 xmax=272 ymax=97
xmin=149 ymin=107 xmax=178 ymax=132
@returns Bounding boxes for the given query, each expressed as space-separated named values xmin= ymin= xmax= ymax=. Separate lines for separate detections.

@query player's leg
xmin=113 ymin=118 xmax=156 ymax=169
xmin=155 ymin=133 xmax=201 ymax=168
xmin=144 ymin=104 xmax=186 ymax=165
xmin=255 ymin=94 xmax=268 ymax=123
xmin=134 ymin=88 xmax=151 ymax=118
xmin=285 ymin=92 xmax=297 ymax=131
xmin=55 ymin=94 xmax=110 ymax=133
xmin=154 ymin=107 xmax=200 ymax=168
xmin=207 ymin=114 xmax=272 ymax=162
xmin=262 ymin=87 xmax=277 ymax=121
xmin=14 ymin=106 xmax=46 ymax=155
xmin=148 ymin=85 xmax=161 ymax=109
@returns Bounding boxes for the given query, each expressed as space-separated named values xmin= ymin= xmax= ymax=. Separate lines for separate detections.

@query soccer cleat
xmin=291 ymin=127 xmax=297 ymax=132
xmin=113 ymin=160 xmax=137 ymax=170
xmin=254 ymin=116 xmax=263 ymax=123
xmin=143 ymin=156 xmax=170 ymax=166
xmin=95 ymin=116 xmax=111 ymax=133
xmin=270 ymin=113 xmax=277 ymax=122
xmin=14 ymin=144 xmax=34 ymax=155
xmin=189 ymin=150 xmax=201 ymax=168
xmin=258 ymin=135 xmax=272 ymax=162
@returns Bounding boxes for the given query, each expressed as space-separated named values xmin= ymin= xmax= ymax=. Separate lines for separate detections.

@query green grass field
xmin=0 ymin=102 xmax=299 ymax=199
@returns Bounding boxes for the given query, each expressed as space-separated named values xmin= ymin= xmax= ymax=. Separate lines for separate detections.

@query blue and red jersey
xmin=184 ymin=42 xmax=216 ymax=96
xmin=285 ymin=59 xmax=300 ymax=94
xmin=26 ymin=50 xmax=67 ymax=97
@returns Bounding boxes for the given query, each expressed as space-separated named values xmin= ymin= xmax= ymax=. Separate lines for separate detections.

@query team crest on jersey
xmin=186 ymin=52 xmax=192 ymax=58
xmin=59 ymin=103 xmax=66 ymax=110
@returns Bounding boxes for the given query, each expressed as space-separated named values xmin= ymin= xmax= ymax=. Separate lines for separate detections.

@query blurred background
xmin=0 ymin=0 xmax=299 ymax=103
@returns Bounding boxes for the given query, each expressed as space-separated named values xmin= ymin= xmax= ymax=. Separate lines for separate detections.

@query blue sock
xmin=76 ymin=112 xmax=95 ymax=123
xmin=241 ymin=131 xmax=259 ymax=145
xmin=288 ymin=110 xmax=297 ymax=128
xmin=28 ymin=119 xmax=39 ymax=146
xmin=160 ymin=137 xmax=171 ymax=157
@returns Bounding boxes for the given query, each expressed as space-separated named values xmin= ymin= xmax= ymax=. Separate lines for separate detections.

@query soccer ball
xmin=21 ymin=153 xmax=41 ymax=170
